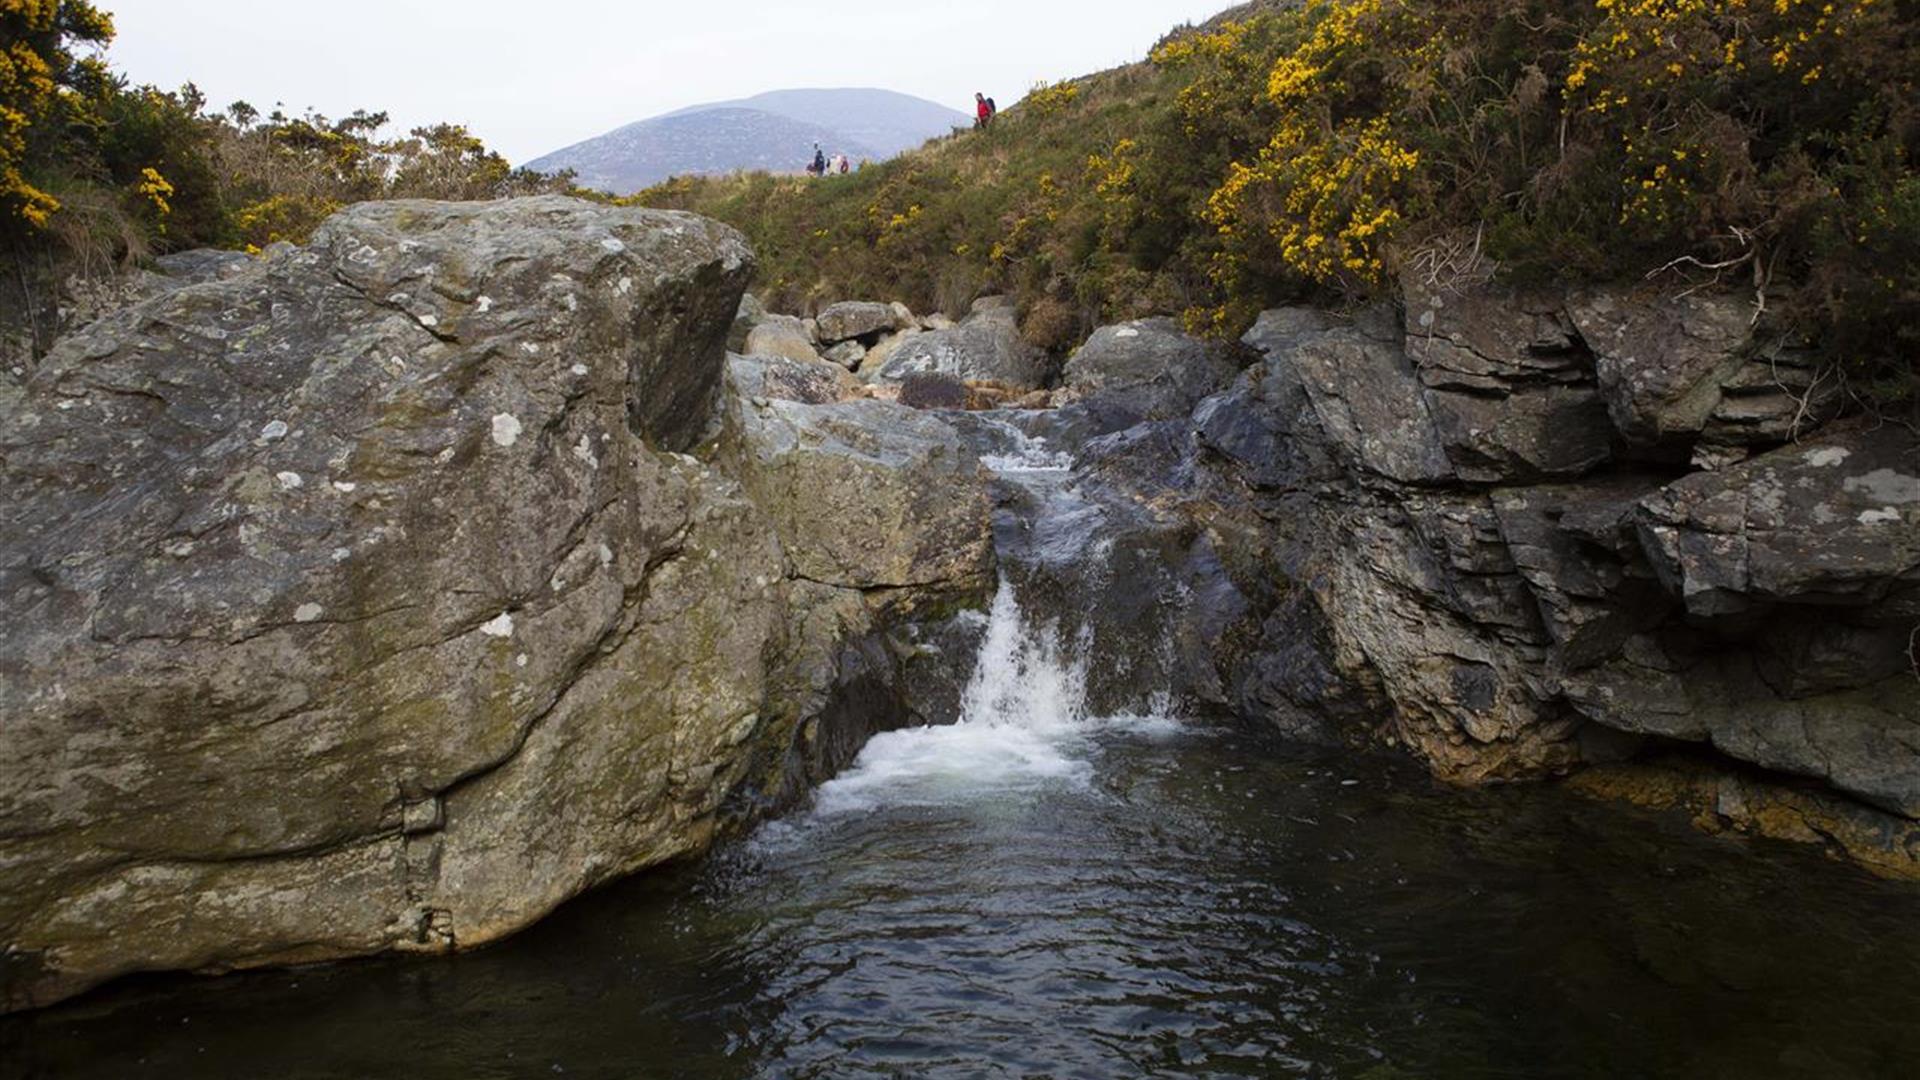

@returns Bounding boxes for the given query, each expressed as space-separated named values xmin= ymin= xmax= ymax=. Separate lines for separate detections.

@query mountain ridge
xmin=528 ymin=88 xmax=968 ymax=195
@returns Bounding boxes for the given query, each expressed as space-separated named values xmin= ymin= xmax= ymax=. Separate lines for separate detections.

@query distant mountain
xmin=528 ymin=88 xmax=970 ymax=195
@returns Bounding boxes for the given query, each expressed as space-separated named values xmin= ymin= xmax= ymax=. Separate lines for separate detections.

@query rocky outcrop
xmin=975 ymin=268 xmax=1918 ymax=877
xmin=1203 ymin=277 xmax=1920 ymax=872
xmin=0 ymin=196 xmax=993 ymax=1011
xmin=875 ymin=297 xmax=1052 ymax=389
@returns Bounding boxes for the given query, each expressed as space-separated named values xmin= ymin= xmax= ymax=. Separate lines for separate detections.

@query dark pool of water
xmin=6 ymin=721 xmax=1918 ymax=1080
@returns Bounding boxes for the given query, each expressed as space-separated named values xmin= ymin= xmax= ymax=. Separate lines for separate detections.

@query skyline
xmin=104 ymin=1 xmax=1235 ymax=165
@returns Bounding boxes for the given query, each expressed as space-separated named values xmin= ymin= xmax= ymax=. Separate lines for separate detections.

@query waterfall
xmin=808 ymin=578 xmax=1094 ymax=816
xmin=796 ymin=417 xmax=1180 ymax=821
xmin=954 ymin=579 xmax=1090 ymax=733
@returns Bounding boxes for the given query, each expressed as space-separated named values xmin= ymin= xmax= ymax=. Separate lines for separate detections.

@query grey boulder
xmin=1063 ymin=317 xmax=1239 ymax=421
xmin=876 ymin=296 xmax=1052 ymax=389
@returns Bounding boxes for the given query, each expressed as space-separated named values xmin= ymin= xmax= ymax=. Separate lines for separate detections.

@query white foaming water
xmin=760 ymin=417 xmax=1183 ymax=836
xmin=977 ymin=416 xmax=1074 ymax=475
xmin=807 ymin=580 xmax=1099 ymax=818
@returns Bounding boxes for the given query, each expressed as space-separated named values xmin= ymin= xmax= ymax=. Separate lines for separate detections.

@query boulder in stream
xmin=0 ymin=196 xmax=992 ymax=1011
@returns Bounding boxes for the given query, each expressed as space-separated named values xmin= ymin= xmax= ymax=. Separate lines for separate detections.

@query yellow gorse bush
xmin=1183 ymin=0 xmax=1427 ymax=328
xmin=1 ymin=0 xmax=113 ymax=227
xmin=1024 ymin=80 xmax=1081 ymax=119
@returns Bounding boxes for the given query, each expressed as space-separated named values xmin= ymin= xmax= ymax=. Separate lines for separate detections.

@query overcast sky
xmin=103 ymin=1 xmax=1232 ymax=165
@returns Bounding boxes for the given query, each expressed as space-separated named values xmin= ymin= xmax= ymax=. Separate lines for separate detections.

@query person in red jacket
xmin=975 ymin=92 xmax=993 ymax=130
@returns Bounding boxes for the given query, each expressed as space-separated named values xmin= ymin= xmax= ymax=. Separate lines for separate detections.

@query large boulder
xmin=727 ymin=352 xmax=855 ymax=405
xmin=727 ymin=395 xmax=994 ymax=590
xmin=0 ymin=196 xmax=987 ymax=1011
xmin=1062 ymin=317 xmax=1239 ymax=421
xmin=875 ymin=296 xmax=1052 ymax=390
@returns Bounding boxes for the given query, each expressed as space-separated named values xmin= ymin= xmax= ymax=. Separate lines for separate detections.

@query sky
xmin=102 ymin=1 xmax=1235 ymax=165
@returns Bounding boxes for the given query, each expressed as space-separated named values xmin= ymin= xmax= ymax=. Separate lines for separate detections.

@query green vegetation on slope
xmin=2 ymin=3 xmax=564 ymax=280
xmin=636 ymin=0 xmax=1918 ymax=400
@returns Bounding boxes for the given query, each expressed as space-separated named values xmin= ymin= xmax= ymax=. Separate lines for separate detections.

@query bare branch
xmin=1644 ymin=249 xmax=1753 ymax=281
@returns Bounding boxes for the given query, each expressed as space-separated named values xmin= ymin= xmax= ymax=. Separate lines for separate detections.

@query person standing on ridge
xmin=810 ymin=144 xmax=826 ymax=177
xmin=975 ymin=92 xmax=993 ymax=130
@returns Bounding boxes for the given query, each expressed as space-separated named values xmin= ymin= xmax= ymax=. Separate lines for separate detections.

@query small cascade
xmin=973 ymin=415 xmax=1074 ymax=474
xmin=796 ymin=411 xmax=1184 ymax=822
xmin=809 ymin=578 xmax=1096 ymax=816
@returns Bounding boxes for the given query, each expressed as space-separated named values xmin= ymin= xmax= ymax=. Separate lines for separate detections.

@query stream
xmin=6 ymin=417 xmax=1920 ymax=1079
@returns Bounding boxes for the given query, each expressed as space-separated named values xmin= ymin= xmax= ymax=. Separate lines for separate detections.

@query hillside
xmin=528 ymin=89 xmax=968 ymax=194
xmin=633 ymin=0 xmax=1919 ymax=397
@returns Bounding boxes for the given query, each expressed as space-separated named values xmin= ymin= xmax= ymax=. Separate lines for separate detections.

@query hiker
xmin=809 ymin=144 xmax=826 ymax=177
xmin=975 ymin=92 xmax=993 ymax=130
xmin=837 ymin=155 xmax=850 ymax=175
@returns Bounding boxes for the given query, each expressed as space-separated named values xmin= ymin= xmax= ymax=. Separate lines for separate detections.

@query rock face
xmin=876 ymin=297 xmax=1052 ymax=389
xmin=984 ymin=271 xmax=1920 ymax=878
xmin=0 ymin=196 xmax=993 ymax=1011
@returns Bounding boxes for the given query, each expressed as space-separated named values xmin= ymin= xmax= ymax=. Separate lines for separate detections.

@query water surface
xmin=7 ymin=625 xmax=1919 ymax=1078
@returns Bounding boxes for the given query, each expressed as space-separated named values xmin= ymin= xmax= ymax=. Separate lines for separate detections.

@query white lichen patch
xmin=521 ymin=342 xmax=541 ymax=355
xmin=276 ymin=471 xmax=304 ymax=490
xmin=617 ymin=276 xmax=633 ymax=295
xmin=259 ymin=419 xmax=289 ymax=441
xmin=573 ymin=435 xmax=599 ymax=469
xmin=561 ymin=294 xmax=579 ymax=312
xmin=475 ymin=295 xmax=493 ymax=314
xmin=597 ymin=543 xmax=614 ymax=566
xmin=331 ymin=547 xmax=352 ymax=562
xmin=1843 ymin=469 xmax=1920 ymax=505
xmin=1115 ymin=327 xmax=1141 ymax=339
xmin=294 ymin=603 xmax=324 ymax=623
xmin=1859 ymin=507 xmax=1902 ymax=526
xmin=332 ymin=481 xmax=357 ymax=493
xmin=490 ymin=413 xmax=523 ymax=448
xmin=419 ymin=313 xmax=439 ymax=328
xmin=1806 ymin=447 xmax=1852 ymax=468
xmin=600 ymin=237 xmax=627 ymax=254
xmin=480 ymin=612 xmax=515 ymax=638
xmin=571 ymin=363 xmax=590 ymax=376
xmin=515 ymin=653 xmax=529 ymax=668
